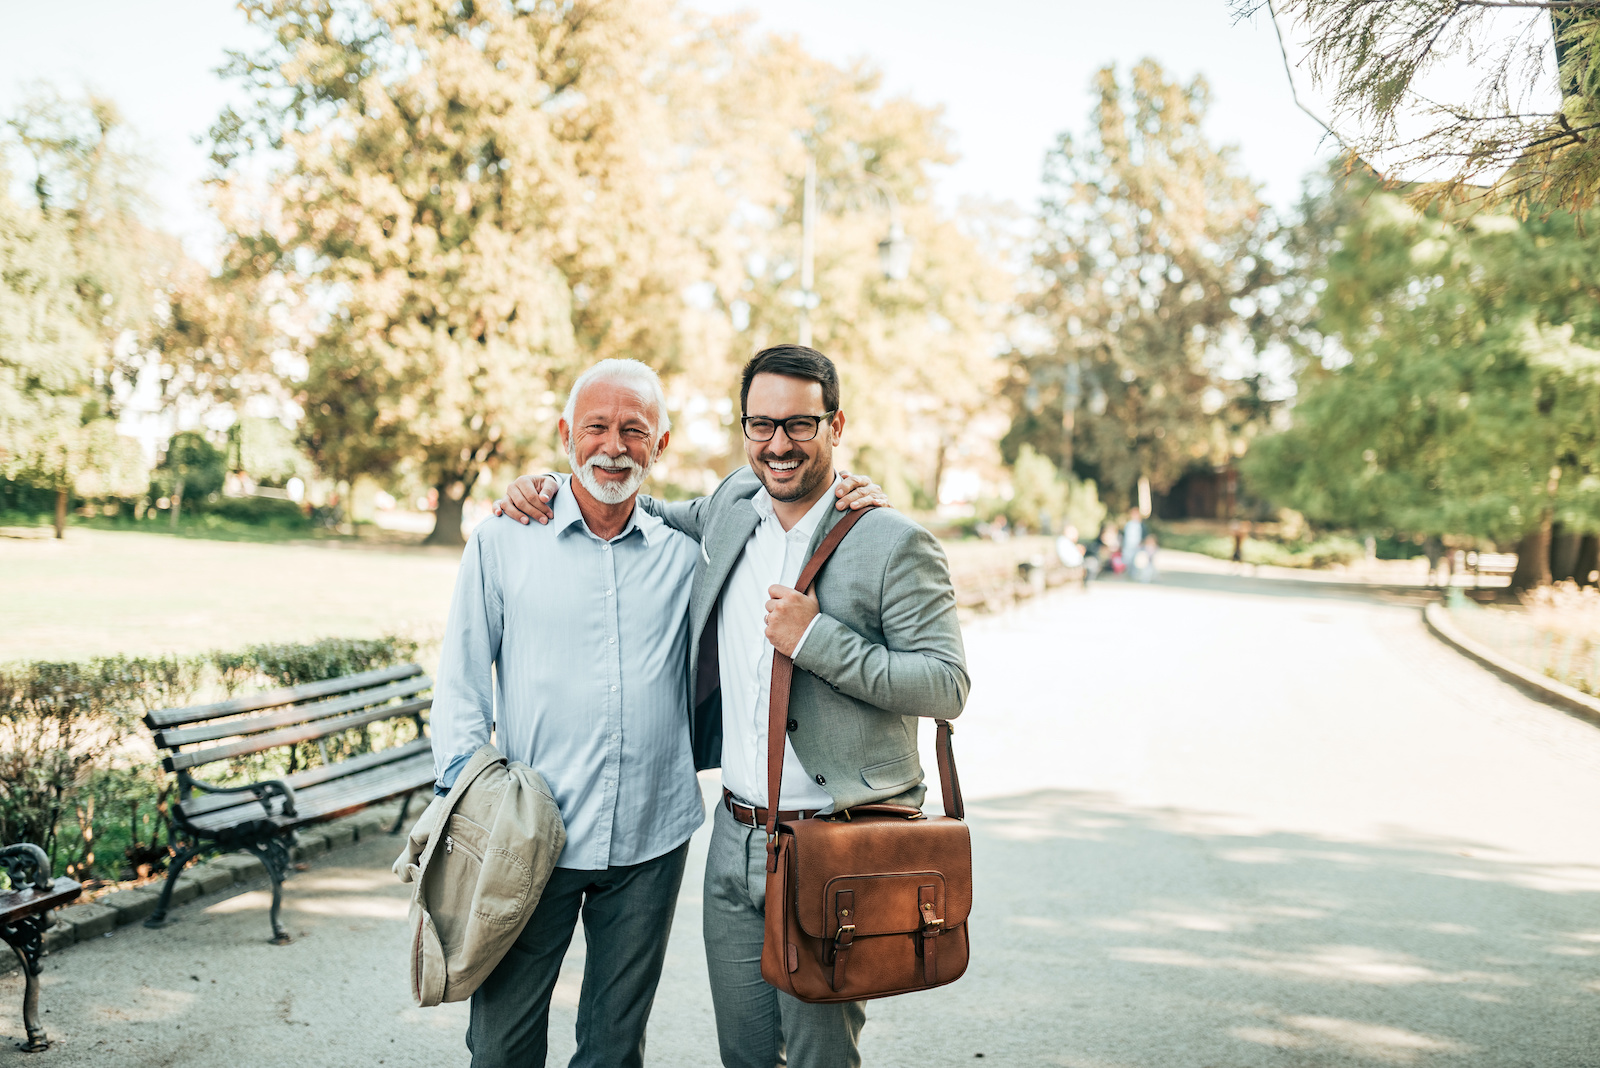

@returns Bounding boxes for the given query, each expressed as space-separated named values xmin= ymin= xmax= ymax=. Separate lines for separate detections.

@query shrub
xmin=202 ymin=495 xmax=308 ymax=526
xmin=150 ymin=431 xmax=227 ymax=502
xmin=0 ymin=635 xmax=420 ymax=882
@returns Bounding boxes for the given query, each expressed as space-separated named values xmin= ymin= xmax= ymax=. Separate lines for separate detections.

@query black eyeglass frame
xmin=739 ymin=410 xmax=838 ymax=443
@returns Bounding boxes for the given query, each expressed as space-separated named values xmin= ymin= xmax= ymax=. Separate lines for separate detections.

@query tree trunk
xmin=169 ymin=478 xmax=184 ymax=530
xmin=928 ymin=434 xmax=949 ymax=509
xmin=1575 ymin=534 xmax=1599 ymax=587
xmin=53 ymin=487 xmax=68 ymax=539
xmin=1509 ymin=516 xmax=1553 ymax=592
xmin=424 ymin=478 xmax=468 ymax=547
xmin=1550 ymin=524 xmax=1580 ymax=583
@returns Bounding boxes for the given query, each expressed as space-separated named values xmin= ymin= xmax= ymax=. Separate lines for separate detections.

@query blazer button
xmin=787 ymin=718 xmax=798 ymax=732
xmin=814 ymin=774 xmax=826 ymax=785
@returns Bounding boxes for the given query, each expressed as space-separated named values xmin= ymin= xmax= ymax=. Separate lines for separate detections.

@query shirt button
xmin=602 ymin=544 xmax=610 ymax=551
xmin=609 ymin=637 xmax=616 ymax=644
xmin=611 ymin=685 xmax=618 ymax=691
xmin=787 ymin=718 xmax=798 ymax=732
xmin=814 ymin=774 xmax=826 ymax=785
xmin=606 ymin=589 xmax=614 ymax=596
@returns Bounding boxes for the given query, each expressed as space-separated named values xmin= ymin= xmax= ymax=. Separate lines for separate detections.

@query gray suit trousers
xmin=704 ymin=801 xmax=866 ymax=1068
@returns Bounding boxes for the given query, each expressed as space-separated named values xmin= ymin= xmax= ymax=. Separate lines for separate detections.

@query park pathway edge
xmin=1422 ymin=603 xmax=1600 ymax=728
xmin=0 ymin=803 xmax=403 ymax=976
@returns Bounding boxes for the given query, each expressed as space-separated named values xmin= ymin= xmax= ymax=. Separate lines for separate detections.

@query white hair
xmin=561 ymin=358 xmax=671 ymax=437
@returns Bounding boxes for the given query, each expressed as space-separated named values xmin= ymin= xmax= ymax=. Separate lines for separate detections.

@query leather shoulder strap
xmin=766 ymin=509 xmax=866 ymax=852
xmin=764 ymin=509 xmax=966 ymax=859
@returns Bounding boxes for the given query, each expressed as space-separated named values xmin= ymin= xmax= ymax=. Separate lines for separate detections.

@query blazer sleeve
xmin=637 ymin=492 xmax=711 ymax=541
xmin=791 ymin=522 xmax=970 ymax=719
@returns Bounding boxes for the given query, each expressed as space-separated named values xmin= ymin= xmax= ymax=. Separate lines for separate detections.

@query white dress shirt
xmin=430 ymin=487 xmax=705 ymax=869
xmin=717 ymin=475 xmax=839 ymax=811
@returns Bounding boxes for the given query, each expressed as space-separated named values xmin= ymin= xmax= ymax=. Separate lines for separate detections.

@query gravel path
xmin=5 ymin=574 xmax=1599 ymax=1066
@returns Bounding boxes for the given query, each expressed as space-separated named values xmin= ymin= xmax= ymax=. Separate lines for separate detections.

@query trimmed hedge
xmin=0 ymin=636 xmax=420 ymax=884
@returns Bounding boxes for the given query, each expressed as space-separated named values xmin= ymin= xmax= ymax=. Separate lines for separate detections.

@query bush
xmin=151 ymin=431 xmax=227 ymax=502
xmin=202 ymin=495 xmax=308 ymax=527
xmin=0 ymin=635 xmax=419 ymax=883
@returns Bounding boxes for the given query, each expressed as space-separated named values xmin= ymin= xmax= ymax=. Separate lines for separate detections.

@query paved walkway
xmin=5 ymin=575 xmax=1600 ymax=1066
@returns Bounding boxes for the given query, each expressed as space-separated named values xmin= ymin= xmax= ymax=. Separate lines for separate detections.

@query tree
xmin=1244 ymin=168 xmax=1600 ymax=586
xmin=1245 ymin=0 xmax=1600 ymax=214
xmin=1005 ymin=60 xmax=1282 ymax=511
xmin=662 ymin=29 xmax=1011 ymax=505
xmin=214 ymin=0 xmax=719 ymax=545
xmin=0 ymin=184 xmax=98 ymax=536
xmin=1 ymin=90 xmax=181 ymax=535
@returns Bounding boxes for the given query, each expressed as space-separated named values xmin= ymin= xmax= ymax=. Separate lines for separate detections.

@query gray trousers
xmin=467 ymin=841 xmax=689 ymax=1068
xmin=704 ymin=801 xmax=866 ymax=1068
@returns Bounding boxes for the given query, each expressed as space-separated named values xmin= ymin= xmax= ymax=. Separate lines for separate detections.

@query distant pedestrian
xmin=1122 ymin=508 xmax=1143 ymax=571
xmin=1229 ymin=518 xmax=1250 ymax=569
xmin=1132 ymin=533 xmax=1159 ymax=583
xmin=1057 ymin=524 xmax=1090 ymax=587
xmin=1423 ymin=535 xmax=1444 ymax=586
xmin=1100 ymin=521 xmax=1124 ymax=575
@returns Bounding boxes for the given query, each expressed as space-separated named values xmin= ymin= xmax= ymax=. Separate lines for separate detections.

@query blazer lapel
xmin=694 ymin=498 xmax=761 ymax=629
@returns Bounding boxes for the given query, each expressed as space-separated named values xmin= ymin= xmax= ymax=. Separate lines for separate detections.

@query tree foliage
xmin=1246 ymin=0 xmax=1600 ymax=214
xmin=1245 ymin=169 xmax=1600 ymax=568
xmin=211 ymin=2 xmax=1007 ymax=541
xmin=1004 ymin=60 xmax=1282 ymax=510
xmin=0 ymin=92 xmax=160 ymax=533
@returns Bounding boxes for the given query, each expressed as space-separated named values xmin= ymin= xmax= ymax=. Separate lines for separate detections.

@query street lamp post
xmin=796 ymin=156 xmax=913 ymax=347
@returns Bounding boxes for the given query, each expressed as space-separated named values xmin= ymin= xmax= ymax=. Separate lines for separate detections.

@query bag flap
xmin=784 ymin=815 xmax=971 ymax=938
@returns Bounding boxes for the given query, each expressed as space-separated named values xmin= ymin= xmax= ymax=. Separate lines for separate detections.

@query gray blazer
xmin=641 ymin=467 xmax=969 ymax=811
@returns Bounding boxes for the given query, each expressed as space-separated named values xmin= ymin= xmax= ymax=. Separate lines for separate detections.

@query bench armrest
xmin=187 ymin=776 xmax=299 ymax=819
xmin=0 ymin=843 xmax=53 ymax=891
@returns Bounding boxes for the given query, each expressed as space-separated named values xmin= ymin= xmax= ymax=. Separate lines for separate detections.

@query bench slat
xmin=154 ymin=676 xmax=432 ymax=749
xmin=165 ymin=697 xmax=432 ymax=772
xmin=177 ymin=739 xmax=433 ymax=820
xmin=144 ymin=664 xmax=424 ymax=729
xmin=183 ymin=752 xmax=434 ymax=834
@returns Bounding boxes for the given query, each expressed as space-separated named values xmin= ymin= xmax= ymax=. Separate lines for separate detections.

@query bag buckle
xmin=834 ymin=923 xmax=855 ymax=951
xmin=920 ymin=902 xmax=942 ymax=930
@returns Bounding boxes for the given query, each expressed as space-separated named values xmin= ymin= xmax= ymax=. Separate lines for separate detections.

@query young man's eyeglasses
xmin=740 ymin=411 xmax=837 ymax=443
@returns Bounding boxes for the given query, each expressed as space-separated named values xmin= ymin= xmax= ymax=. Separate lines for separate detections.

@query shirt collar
xmin=553 ymin=474 xmax=665 ymax=546
xmin=751 ymin=472 xmax=841 ymax=538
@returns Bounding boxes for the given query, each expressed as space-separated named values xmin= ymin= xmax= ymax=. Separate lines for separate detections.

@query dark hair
xmin=740 ymin=345 xmax=840 ymax=414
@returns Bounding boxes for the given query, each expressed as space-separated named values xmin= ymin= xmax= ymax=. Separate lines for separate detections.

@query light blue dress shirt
xmin=430 ymin=484 xmax=705 ymax=870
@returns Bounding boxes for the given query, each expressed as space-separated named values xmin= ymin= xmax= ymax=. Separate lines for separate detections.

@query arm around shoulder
xmin=636 ymin=492 xmax=711 ymax=541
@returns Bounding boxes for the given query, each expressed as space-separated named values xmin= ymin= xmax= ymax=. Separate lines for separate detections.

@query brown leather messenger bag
xmin=759 ymin=508 xmax=972 ymax=1003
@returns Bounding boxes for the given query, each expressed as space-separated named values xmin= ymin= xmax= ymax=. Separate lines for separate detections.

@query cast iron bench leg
xmin=144 ymin=843 xmax=198 ymax=929
xmin=243 ymin=837 xmax=293 ymax=945
xmin=4 ymin=914 xmax=51 ymax=1052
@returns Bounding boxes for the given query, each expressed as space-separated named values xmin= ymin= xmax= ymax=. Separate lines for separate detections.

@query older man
xmin=430 ymin=357 xmax=701 ymax=1068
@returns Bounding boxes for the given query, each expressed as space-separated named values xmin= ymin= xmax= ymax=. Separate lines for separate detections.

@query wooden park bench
xmin=143 ymin=664 xmax=435 ymax=944
xmin=1 ymin=843 xmax=82 ymax=1051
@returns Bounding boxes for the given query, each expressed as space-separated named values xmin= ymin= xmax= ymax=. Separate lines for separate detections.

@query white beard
xmin=571 ymin=449 xmax=650 ymax=505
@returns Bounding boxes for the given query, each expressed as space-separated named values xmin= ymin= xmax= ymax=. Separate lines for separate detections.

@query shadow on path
xmin=865 ymin=790 xmax=1600 ymax=1068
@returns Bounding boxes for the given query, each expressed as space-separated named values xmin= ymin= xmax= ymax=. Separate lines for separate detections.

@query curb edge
xmin=1422 ymin=603 xmax=1600 ymax=728
xmin=3 ymin=806 xmax=400 ymax=975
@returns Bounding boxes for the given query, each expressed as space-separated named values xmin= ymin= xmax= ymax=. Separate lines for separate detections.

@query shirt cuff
xmin=791 ymin=614 xmax=823 ymax=660
xmin=435 ymin=751 xmax=473 ymax=796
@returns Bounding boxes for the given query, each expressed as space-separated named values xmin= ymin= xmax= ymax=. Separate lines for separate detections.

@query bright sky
xmin=0 ymin=0 xmax=1335 ymax=256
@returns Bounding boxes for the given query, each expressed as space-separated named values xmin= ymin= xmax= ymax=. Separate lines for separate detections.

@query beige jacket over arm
xmin=394 ymin=744 xmax=565 ymax=1006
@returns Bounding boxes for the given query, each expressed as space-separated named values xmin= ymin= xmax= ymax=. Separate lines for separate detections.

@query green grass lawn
xmin=1 ymin=526 xmax=464 ymax=661
xmin=3 ymin=518 xmax=1023 ymax=664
